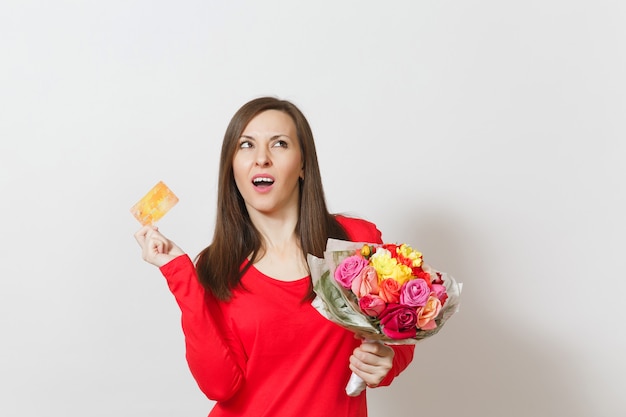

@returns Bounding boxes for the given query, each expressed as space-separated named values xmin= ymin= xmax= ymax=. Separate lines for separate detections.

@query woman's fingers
xmin=134 ymin=225 xmax=162 ymax=247
xmin=134 ymin=226 xmax=181 ymax=267
xmin=360 ymin=341 xmax=394 ymax=357
xmin=134 ymin=225 xmax=151 ymax=247
xmin=349 ymin=341 xmax=395 ymax=388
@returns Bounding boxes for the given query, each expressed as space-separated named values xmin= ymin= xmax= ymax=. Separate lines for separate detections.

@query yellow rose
xmin=386 ymin=264 xmax=413 ymax=285
xmin=370 ymin=249 xmax=397 ymax=279
xmin=398 ymin=244 xmax=423 ymax=268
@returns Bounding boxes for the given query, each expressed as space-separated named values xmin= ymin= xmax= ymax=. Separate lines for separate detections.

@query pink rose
xmin=416 ymin=296 xmax=442 ymax=330
xmin=399 ymin=279 xmax=430 ymax=307
xmin=430 ymin=283 xmax=448 ymax=306
xmin=379 ymin=278 xmax=401 ymax=303
xmin=334 ymin=255 xmax=369 ymax=288
xmin=379 ymin=303 xmax=418 ymax=339
xmin=351 ymin=266 xmax=379 ymax=297
xmin=359 ymin=294 xmax=386 ymax=317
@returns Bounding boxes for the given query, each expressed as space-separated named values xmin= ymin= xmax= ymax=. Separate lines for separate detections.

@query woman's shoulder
xmin=334 ymin=214 xmax=383 ymax=244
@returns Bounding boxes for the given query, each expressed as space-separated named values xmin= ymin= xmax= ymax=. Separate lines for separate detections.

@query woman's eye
xmin=273 ymin=140 xmax=288 ymax=148
xmin=239 ymin=140 xmax=253 ymax=149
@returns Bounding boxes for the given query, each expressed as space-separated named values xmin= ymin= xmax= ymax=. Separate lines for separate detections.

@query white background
xmin=1 ymin=1 xmax=624 ymax=416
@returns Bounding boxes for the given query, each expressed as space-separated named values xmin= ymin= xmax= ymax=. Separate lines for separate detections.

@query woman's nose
xmin=255 ymin=148 xmax=271 ymax=167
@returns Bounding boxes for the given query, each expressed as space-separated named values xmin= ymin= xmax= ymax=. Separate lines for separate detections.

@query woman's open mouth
xmin=252 ymin=175 xmax=275 ymax=189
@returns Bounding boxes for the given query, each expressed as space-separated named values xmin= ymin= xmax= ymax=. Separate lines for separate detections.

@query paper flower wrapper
xmin=307 ymin=238 xmax=462 ymax=396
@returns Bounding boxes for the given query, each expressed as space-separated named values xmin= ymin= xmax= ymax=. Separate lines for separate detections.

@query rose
xmin=334 ymin=255 xmax=368 ymax=288
xmin=386 ymin=263 xmax=413 ymax=285
xmin=382 ymin=243 xmax=400 ymax=253
xmin=399 ymin=279 xmax=430 ymax=307
xmin=351 ymin=266 xmax=379 ymax=297
xmin=358 ymin=294 xmax=386 ymax=318
xmin=369 ymin=248 xmax=396 ymax=277
xmin=412 ymin=269 xmax=432 ymax=285
xmin=379 ymin=303 xmax=418 ymax=339
xmin=430 ymin=283 xmax=448 ymax=306
xmin=379 ymin=278 xmax=401 ymax=303
xmin=416 ymin=295 xmax=442 ymax=330
xmin=420 ymin=264 xmax=438 ymax=285
xmin=370 ymin=247 xmax=414 ymax=284
xmin=397 ymin=244 xmax=423 ymax=268
xmin=360 ymin=244 xmax=373 ymax=257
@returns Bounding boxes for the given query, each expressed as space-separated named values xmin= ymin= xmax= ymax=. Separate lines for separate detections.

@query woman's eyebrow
xmin=240 ymin=134 xmax=292 ymax=140
xmin=270 ymin=134 xmax=292 ymax=140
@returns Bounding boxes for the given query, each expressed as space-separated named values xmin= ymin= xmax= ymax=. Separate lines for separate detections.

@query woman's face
xmin=233 ymin=110 xmax=303 ymax=218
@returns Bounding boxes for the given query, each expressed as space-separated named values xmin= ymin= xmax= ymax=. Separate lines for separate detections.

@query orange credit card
xmin=130 ymin=181 xmax=179 ymax=225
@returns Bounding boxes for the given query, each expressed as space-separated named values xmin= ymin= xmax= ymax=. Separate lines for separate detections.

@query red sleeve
xmin=335 ymin=215 xmax=416 ymax=386
xmin=335 ymin=215 xmax=383 ymax=243
xmin=378 ymin=344 xmax=415 ymax=387
xmin=160 ymin=254 xmax=246 ymax=401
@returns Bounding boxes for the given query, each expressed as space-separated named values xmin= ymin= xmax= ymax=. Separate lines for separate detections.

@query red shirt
xmin=160 ymin=216 xmax=414 ymax=417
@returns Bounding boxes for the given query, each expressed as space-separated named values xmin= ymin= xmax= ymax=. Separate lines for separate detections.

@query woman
xmin=134 ymin=97 xmax=415 ymax=416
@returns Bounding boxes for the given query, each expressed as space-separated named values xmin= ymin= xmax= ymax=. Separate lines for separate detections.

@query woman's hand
xmin=134 ymin=225 xmax=185 ymax=268
xmin=349 ymin=341 xmax=395 ymax=388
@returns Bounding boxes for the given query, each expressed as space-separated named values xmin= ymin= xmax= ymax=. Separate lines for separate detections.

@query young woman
xmin=134 ymin=97 xmax=415 ymax=416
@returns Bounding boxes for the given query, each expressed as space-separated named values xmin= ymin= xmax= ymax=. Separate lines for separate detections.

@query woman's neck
xmin=248 ymin=207 xmax=299 ymax=249
xmin=248 ymin=209 xmax=309 ymax=281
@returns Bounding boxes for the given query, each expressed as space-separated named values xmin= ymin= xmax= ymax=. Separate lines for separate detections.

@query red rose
xmin=379 ymin=303 xmax=418 ymax=339
xmin=412 ymin=268 xmax=432 ymax=286
xmin=382 ymin=243 xmax=400 ymax=253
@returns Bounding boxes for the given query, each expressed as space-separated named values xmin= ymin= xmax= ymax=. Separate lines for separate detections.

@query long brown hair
xmin=195 ymin=97 xmax=347 ymax=300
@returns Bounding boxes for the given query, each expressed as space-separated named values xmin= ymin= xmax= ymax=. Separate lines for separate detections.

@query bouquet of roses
xmin=307 ymin=238 xmax=462 ymax=395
